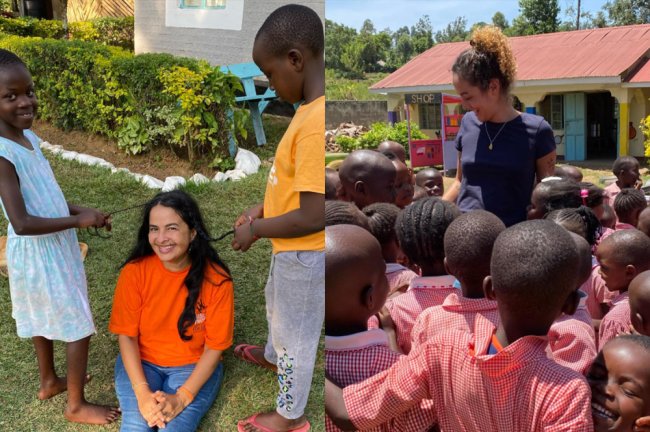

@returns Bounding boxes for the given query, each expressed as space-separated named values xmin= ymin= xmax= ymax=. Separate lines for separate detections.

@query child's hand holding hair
xmin=75 ymin=209 xmax=109 ymax=229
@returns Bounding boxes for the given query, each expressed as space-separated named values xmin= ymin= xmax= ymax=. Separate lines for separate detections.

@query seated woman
xmin=109 ymin=190 xmax=233 ymax=431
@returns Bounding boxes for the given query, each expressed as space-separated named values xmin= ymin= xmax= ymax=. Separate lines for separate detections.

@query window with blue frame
xmin=179 ymin=0 xmax=226 ymax=9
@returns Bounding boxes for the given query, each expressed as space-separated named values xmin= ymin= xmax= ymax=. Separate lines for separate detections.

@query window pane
xmin=182 ymin=0 xmax=202 ymax=7
xmin=418 ymin=103 xmax=441 ymax=130
xmin=206 ymin=0 xmax=226 ymax=7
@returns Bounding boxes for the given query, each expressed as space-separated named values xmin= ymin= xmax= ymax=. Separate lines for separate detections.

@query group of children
xmin=324 ymin=149 xmax=650 ymax=431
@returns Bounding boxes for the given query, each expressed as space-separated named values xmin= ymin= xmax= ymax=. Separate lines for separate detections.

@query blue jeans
xmin=114 ymin=354 xmax=224 ymax=432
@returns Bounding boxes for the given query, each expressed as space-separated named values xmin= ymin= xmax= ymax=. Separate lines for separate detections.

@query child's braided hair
xmin=362 ymin=202 xmax=401 ymax=246
xmin=325 ymin=200 xmax=369 ymax=230
xmin=395 ymin=197 xmax=460 ymax=266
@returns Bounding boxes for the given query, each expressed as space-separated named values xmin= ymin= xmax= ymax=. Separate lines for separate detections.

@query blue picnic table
xmin=220 ymin=62 xmax=277 ymax=156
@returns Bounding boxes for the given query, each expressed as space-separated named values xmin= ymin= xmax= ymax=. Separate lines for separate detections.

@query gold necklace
xmin=485 ymin=121 xmax=509 ymax=150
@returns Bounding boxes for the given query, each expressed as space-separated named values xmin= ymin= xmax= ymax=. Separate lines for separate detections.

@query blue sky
xmin=326 ymin=0 xmax=610 ymax=33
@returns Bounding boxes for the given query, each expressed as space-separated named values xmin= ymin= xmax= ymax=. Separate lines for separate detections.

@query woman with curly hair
xmin=443 ymin=26 xmax=556 ymax=226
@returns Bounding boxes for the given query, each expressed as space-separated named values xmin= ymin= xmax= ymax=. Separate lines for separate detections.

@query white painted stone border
xmin=39 ymin=141 xmax=261 ymax=190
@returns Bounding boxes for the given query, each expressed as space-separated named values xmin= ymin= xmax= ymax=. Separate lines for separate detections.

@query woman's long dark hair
xmin=122 ymin=190 xmax=231 ymax=341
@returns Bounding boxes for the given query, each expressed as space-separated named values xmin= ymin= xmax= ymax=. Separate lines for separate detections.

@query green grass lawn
xmin=0 ymin=156 xmax=324 ymax=431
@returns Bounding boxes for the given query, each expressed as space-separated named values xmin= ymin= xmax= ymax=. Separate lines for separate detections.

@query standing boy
xmin=232 ymin=4 xmax=325 ymax=432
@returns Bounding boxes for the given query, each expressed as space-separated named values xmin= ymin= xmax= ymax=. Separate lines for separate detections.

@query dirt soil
xmin=31 ymin=119 xmax=212 ymax=179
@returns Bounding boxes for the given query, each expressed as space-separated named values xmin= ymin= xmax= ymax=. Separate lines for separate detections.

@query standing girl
xmin=0 ymin=49 xmax=119 ymax=423
xmin=442 ymin=26 xmax=556 ymax=226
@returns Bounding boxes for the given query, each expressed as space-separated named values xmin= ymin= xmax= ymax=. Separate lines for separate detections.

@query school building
xmin=371 ymin=24 xmax=650 ymax=162
xmin=133 ymin=0 xmax=324 ymax=67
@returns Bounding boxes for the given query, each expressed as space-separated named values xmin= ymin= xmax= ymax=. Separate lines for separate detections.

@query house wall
xmin=135 ymin=0 xmax=324 ymax=67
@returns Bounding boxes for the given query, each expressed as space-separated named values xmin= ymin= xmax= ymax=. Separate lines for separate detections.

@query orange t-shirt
xmin=263 ymin=95 xmax=325 ymax=253
xmin=109 ymin=255 xmax=234 ymax=367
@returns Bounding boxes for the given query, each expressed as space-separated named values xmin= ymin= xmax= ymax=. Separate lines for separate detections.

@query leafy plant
xmin=641 ymin=115 xmax=650 ymax=158
xmin=336 ymin=121 xmax=428 ymax=152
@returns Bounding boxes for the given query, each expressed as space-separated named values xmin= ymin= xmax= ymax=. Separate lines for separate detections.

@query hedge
xmin=0 ymin=35 xmax=248 ymax=167
xmin=0 ymin=16 xmax=134 ymax=50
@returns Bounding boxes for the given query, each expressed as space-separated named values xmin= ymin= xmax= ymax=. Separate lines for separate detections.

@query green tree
xmin=468 ymin=21 xmax=489 ymax=38
xmin=510 ymin=0 xmax=561 ymax=35
xmin=602 ymin=0 xmax=650 ymax=25
xmin=360 ymin=18 xmax=376 ymax=35
xmin=492 ymin=11 xmax=510 ymax=30
xmin=411 ymin=15 xmax=434 ymax=53
xmin=435 ymin=16 xmax=468 ymax=43
xmin=325 ymin=19 xmax=357 ymax=71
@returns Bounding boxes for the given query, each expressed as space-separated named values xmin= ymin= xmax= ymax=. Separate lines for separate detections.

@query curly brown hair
xmin=452 ymin=26 xmax=517 ymax=95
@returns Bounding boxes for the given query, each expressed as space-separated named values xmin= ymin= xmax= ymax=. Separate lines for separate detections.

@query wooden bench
xmin=220 ymin=62 xmax=277 ymax=156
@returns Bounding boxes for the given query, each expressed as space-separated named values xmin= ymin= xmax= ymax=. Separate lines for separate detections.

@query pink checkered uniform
xmin=410 ymin=292 xmax=499 ymax=351
xmin=384 ymin=275 xmax=456 ymax=353
xmin=343 ymin=315 xmax=592 ymax=432
xmin=598 ymin=292 xmax=630 ymax=348
xmin=325 ymin=329 xmax=436 ymax=432
xmin=385 ymin=263 xmax=419 ymax=295
xmin=547 ymin=301 xmax=597 ymax=375
xmin=583 ymin=265 xmax=618 ymax=319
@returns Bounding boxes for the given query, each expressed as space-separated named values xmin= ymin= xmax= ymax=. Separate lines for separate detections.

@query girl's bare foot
xmin=64 ymin=402 xmax=121 ymax=425
xmin=238 ymin=411 xmax=308 ymax=432
xmin=38 ymin=374 xmax=92 ymax=400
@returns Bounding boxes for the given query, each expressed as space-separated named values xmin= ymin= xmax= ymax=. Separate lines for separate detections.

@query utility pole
xmin=576 ymin=0 xmax=581 ymax=30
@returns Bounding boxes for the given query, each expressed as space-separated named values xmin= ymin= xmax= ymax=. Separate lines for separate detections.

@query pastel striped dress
xmin=0 ymin=130 xmax=95 ymax=341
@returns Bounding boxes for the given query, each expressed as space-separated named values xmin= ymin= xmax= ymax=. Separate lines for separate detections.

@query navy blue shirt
xmin=455 ymin=111 xmax=555 ymax=226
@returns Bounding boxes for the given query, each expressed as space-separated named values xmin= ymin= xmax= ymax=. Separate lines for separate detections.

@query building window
xmin=418 ymin=103 xmax=441 ymax=130
xmin=179 ymin=0 xmax=226 ymax=9
xmin=550 ymin=95 xmax=564 ymax=130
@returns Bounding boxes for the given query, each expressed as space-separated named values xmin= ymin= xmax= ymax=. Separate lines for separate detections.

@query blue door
xmin=564 ymin=93 xmax=586 ymax=161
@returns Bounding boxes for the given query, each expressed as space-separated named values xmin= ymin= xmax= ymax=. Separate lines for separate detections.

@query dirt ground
xmin=31 ymin=119 xmax=213 ymax=179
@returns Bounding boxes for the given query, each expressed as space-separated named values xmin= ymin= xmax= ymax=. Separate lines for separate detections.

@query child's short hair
xmin=541 ymin=179 xmax=583 ymax=214
xmin=555 ymin=165 xmax=583 ymax=182
xmin=545 ymin=206 xmax=601 ymax=246
xmin=255 ymin=4 xmax=324 ymax=56
xmin=491 ymin=220 xmax=579 ymax=313
xmin=444 ymin=210 xmax=505 ymax=285
xmin=325 ymin=200 xmax=369 ymax=230
xmin=362 ymin=202 xmax=400 ymax=246
xmin=612 ymin=156 xmax=639 ymax=176
xmin=600 ymin=229 xmax=650 ymax=267
xmin=395 ymin=197 xmax=460 ymax=266
xmin=325 ymin=168 xmax=339 ymax=200
xmin=606 ymin=333 xmax=650 ymax=351
xmin=614 ymin=188 xmax=646 ymax=220
xmin=0 ymin=48 xmax=26 ymax=71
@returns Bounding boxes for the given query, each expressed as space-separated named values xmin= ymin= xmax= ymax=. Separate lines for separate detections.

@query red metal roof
xmin=371 ymin=24 xmax=650 ymax=91
xmin=628 ymin=58 xmax=650 ymax=83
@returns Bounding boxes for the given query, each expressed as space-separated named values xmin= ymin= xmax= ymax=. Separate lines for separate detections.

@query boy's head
xmin=325 ymin=224 xmax=389 ymax=335
xmin=555 ymin=165 xmax=583 ymax=182
xmin=395 ymin=197 xmax=460 ymax=275
xmin=362 ymin=202 xmax=402 ymax=263
xmin=377 ymin=140 xmax=406 ymax=163
xmin=487 ymin=220 xmax=581 ymax=331
xmin=337 ymin=150 xmax=396 ymax=208
xmin=253 ymin=4 xmax=323 ymax=104
xmin=596 ymin=230 xmax=650 ymax=293
xmin=412 ymin=185 xmax=428 ymax=202
xmin=614 ymin=188 xmax=647 ymax=226
xmin=638 ymin=207 xmax=650 ymax=238
xmin=325 ymin=168 xmax=340 ymax=200
xmin=612 ymin=156 xmax=640 ymax=188
xmin=527 ymin=179 xmax=582 ymax=220
xmin=325 ymin=200 xmax=369 ymax=230
xmin=629 ymin=270 xmax=650 ymax=336
xmin=601 ymin=204 xmax=617 ymax=230
xmin=588 ymin=335 xmax=650 ymax=432
xmin=0 ymin=49 xmax=37 ymax=131
xmin=390 ymin=159 xmax=414 ymax=209
xmin=443 ymin=210 xmax=505 ymax=298
xmin=415 ymin=168 xmax=444 ymax=197
xmin=571 ymin=232 xmax=594 ymax=288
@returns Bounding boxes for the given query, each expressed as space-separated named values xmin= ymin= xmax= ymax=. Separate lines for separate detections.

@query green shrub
xmin=69 ymin=21 xmax=99 ymax=41
xmin=33 ymin=18 xmax=64 ymax=39
xmin=0 ymin=16 xmax=33 ymax=36
xmin=93 ymin=16 xmax=134 ymax=50
xmin=0 ymin=34 xmax=246 ymax=164
xmin=336 ymin=121 xmax=428 ymax=152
